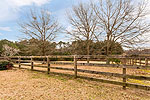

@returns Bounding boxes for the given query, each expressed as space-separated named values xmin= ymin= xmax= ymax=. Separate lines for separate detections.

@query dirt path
xmin=0 ymin=68 xmax=150 ymax=100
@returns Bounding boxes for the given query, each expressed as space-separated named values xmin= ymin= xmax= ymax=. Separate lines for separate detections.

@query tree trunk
xmin=106 ymin=36 xmax=110 ymax=64
xmin=87 ymin=40 xmax=90 ymax=64
xmin=42 ymin=42 xmax=46 ymax=64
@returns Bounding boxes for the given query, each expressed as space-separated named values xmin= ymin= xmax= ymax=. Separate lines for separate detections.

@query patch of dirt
xmin=0 ymin=68 xmax=150 ymax=100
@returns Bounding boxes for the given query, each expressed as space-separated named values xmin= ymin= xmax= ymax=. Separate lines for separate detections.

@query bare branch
xmin=19 ymin=8 xmax=61 ymax=56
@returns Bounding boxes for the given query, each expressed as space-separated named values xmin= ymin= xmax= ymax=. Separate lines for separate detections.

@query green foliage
xmin=109 ymin=58 xmax=121 ymax=64
xmin=130 ymin=54 xmax=139 ymax=57
xmin=0 ymin=61 xmax=13 ymax=70
xmin=98 ymin=41 xmax=124 ymax=55
xmin=0 ymin=39 xmax=124 ymax=56
xmin=16 ymin=38 xmax=58 ymax=56
xmin=70 ymin=40 xmax=124 ymax=55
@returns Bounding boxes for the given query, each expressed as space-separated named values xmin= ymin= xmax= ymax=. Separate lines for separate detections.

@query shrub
xmin=109 ymin=58 xmax=121 ymax=64
xmin=0 ymin=61 xmax=13 ymax=70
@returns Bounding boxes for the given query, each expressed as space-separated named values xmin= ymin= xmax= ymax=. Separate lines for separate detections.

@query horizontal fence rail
xmin=0 ymin=57 xmax=10 ymax=61
xmin=9 ymin=55 xmax=150 ymax=91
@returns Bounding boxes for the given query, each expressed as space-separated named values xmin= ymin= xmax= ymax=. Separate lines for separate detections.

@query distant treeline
xmin=0 ymin=39 xmax=123 ymax=56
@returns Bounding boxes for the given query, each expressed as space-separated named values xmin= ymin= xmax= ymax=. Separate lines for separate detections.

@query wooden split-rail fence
xmin=0 ymin=57 xmax=9 ymax=61
xmin=8 ymin=55 xmax=150 ymax=91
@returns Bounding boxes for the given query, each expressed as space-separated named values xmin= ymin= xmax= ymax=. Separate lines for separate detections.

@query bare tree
xmin=92 ymin=0 xmax=150 ymax=56
xmin=19 ymin=8 xmax=61 ymax=56
xmin=67 ymin=2 xmax=100 ymax=63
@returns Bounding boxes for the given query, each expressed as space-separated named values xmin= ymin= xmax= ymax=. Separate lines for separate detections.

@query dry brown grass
xmin=15 ymin=63 xmax=150 ymax=85
xmin=0 ymin=68 xmax=150 ymax=100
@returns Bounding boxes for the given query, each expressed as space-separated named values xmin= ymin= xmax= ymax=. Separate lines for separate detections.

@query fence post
xmin=31 ymin=57 xmax=34 ymax=70
xmin=139 ymin=58 xmax=141 ymax=66
xmin=74 ymin=55 xmax=77 ymax=78
xmin=47 ymin=56 xmax=50 ymax=74
xmin=123 ymin=65 xmax=127 ymax=90
xmin=145 ymin=58 xmax=148 ymax=67
xmin=18 ymin=57 xmax=21 ymax=68
xmin=134 ymin=58 xmax=136 ymax=65
xmin=87 ymin=55 xmax=90 ymax=64
xmin=126 ymin=58 xmax=128 ymax=65
xmin=124 ymin=58 xmax=127 ymax=65
xmin=132 ymin=58 xmax=134 ymax=65
xmin=129 ymin=58 xmax=131 ymax=65
xmin=121 ymin=58 xmax=127 ymax=90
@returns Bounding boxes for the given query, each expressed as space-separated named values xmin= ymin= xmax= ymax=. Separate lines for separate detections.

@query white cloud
xmin=0 ymin=27 xmax=12 ymax=31
xmin=8 ymin=0 xmax=51 ymax=7
xmin=0 ymin=0 xmax=51 ymax=22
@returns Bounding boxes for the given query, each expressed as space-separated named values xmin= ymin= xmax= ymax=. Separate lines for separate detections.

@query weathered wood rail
xmin=0 ymin=57 xmax=10 ymax=61
xmin=9 ymin=55 xmax=150 ymax=91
